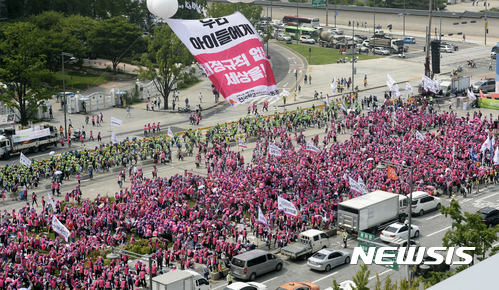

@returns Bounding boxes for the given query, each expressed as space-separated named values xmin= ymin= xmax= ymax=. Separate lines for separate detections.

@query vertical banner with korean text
xmin=52 ymin=216 xmax=70 ymax=242
xmin=166 ymin=12 xmax=278 ymax=107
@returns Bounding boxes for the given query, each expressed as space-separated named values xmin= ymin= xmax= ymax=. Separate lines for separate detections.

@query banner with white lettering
xmin=386 ymin=73 xmax=396 ymax=89
xmin=405 ymin=82 xmax=413 ymax=93
xmin=348 ymin=176 xmax=364 ymax=195
xmin=19 ymin=152 xmax=31 ymax=167
xmin=47 ymin=192 xmax=57 ymax=212
xmin=357 ymin=176 xmax=369 ymax=195
xmin=258 ymin=206 xmax=268 ymax=225
xmin=110 ymin=116 xmax=123 ymax=127
xmin=305 ymin=142 xmax=320 ymax=153
xmin=269 ymin=143 xmax=281 ymax=156
xmin=166 ymin=13 xmax=278 ymax=107
xmin=167 ymin=127 xmax=174 ymax=138
xmin=238 ymin=138 xmax=247 ymax=148
xmin=52 ymin=215 xmax=70 ymax=242
xmin=277 ymin=196 xmax=298 ymax=216
xmin=111 ymin=132 xmax=119 ymax=144
xmin=415 ymin=130 xmax=425 ymax=141
xmin=13 ymin=128 xmax=51 ymax=143
xmin=331 ymin=78 xmax=337 ymax=96
xmin=0 ymin=113 xmax=15 ymax=125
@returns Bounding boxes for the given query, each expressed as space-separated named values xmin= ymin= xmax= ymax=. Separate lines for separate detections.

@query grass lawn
xmin=281 ymin=43 xmax=378 ymax=65
xmin=52 ymin=70 xmax=114 ymax=92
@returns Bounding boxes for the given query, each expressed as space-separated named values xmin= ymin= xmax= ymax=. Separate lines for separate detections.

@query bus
xmin=284 ymin=26 xmax=319 ymax=40
xmin=282 ymin=15 xmax=320 ymax=28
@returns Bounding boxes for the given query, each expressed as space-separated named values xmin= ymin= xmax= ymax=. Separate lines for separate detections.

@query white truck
xmin=152 ymin=270 xmax=210 ymax=290
xmin=438 ymin=76 xmax=470 ymax=96
xmin=0 ymin=124 xmax=59 ymax=159
xmin=280 ymin=229 xmax=330 ymax=260
xmin=337 ymin=190 xmax=408 ymax=235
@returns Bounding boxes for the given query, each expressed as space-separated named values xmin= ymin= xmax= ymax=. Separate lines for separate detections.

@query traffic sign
xmin=312 ymin=0 xmax=324 ymax=8
xmin=358 ymin=231 xmax=375 ymax=242
xmin=357 ymin=241 xmax=399 ymax=270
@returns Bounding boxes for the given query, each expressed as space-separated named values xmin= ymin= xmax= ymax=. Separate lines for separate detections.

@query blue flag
xmin=470 ymin=146 xmax=477 ymax=161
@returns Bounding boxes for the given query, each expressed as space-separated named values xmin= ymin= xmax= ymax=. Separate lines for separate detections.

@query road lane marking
xmin=312 ymin=271 xmax=339 ymax=283
xmin=368 ymin=269 xmax=392 ymax=280
xmin=212 ymin=283 xmax=227 ymax=290
xmin=425 ymin=213 xmax=442 ymax=220
xmin=262 ymin=277 xmax=278 ymax=284
xmin=427 ymin=226 xmax=451 ymax=237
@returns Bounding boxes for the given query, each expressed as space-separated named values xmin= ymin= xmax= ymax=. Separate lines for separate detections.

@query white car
xmin=356 ymin=44 xmax=369 ymax=53
xmin=299 ymin=35 xmax=316 ymax=44
xmin=277 ymin=34 xmax=291 ymax=41
xmin=373 ymin=47 xmax=390 ymax=55
xmin=411 ymin=191 xmax=442 ymax=216
xmin=223 ymin=282 xmax=267 ymax=290
xmin=329 ymin=27 xmax=344 ymax=35
xmin=440 ymin=44 xmax=454 ymax=53
xmin=380 ymin=222 xmax=420 ymax=243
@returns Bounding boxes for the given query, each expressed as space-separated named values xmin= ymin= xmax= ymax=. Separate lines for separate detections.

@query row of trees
xmin=331 ymin=200 xmax=499 ymax=289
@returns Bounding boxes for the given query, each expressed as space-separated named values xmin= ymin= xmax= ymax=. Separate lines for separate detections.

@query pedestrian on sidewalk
xmin=172 ymin=100 xmax=176 ymax=111
xmin=489 ymin=62 xmax=493 ymax=70
xmin=309 ymin=75 xmax=312 ymax=84
xmin=98 ymin=132 xmax=102 ymax=142
xmin=199 ymin=92 xmax=203 ymax=103
xmin=49 ymin=107 xmax=53 ymax=119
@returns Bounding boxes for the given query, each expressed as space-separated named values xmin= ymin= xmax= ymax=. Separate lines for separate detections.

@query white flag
xmin=391 ymin=111 xmax=398 ymax=121
xmin=19 ymin=152 xmax=31 ymax=167
xmin=433 ymin=80 xmax=440 ymax=93
xmin=269 ymin=143 xmax=282 ymax=156
xmin=386 ymin=73 xmax=396 ymax=89
xmin=467 ymin=89 xmax=477 ymax=100
xmin=258 ymin=206 xmax=268 ymax=225
xmin=110 ymin=116 xmax=122 ymax=127
xmin=357 ymin=176 xmax=369 ymax=195
xmin=341 ymin=99 xmax=347 ymax=111
xmin=185 ymin=1 xmax=191 ymax=9
xmin=348 ymin=176 xmax=363 ymax=194
xmin=494 ymin=147 xmax=499 ymax=165
xmin=111 ymin=131 xmax=119 ymax=144
xmin=331 ymin=78 xmax=337 ymax=96
xmin=405 ymin=82 xmax=413 ymax=93
xmin=305 ymin=141 xmax=320 ymax=153
xmin=238 ymin=138 xmax=247 ymax=148
xmin=278 ymin=196 xmax=298 ymax=216
xmin=47 ymin=192 xmax=57 ymax=212
xmin=481 ymin=135 xmax=491 ymax=152
xmin=326 ymin=94 xmax=330 ymax=105
xmin=452 ymin=145 xmax=456 ymax=160
xmin=52 ymin=215 xmax=71 ymax=242
xmin=281 ymin=89 xmax=291 ymax=97
xmin=391 ymin=84 xmax=401 ymax=97
xmin=167 ymin=127 xmax=174 ymax=138
xmin=415 ymin=130 xmax=425 ymax=141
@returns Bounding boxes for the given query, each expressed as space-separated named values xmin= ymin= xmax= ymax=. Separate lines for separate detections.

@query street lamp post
xmin=373 ymin=0 xmax=376 ymax=48
xmin=403 ymin=0 xmax=406 ymax=35
xmin=296 ymin=1 xmax=299 ymax=44
xmin=335 ymin=0 xmax=337 ymax=27
xmin=107 ymin=247 xmax=154 ymax=290
xmin=352 ymin=20 xmax=355 ymax=93
xmin=485 ymin=1 xmax=488 ymax=45
xmin=62 ymin=52 xmax=73 ymax=139
xmin=377 ymin=161 xmax=414 ymax=286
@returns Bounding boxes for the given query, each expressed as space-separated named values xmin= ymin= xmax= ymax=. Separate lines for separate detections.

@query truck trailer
xmin=337 ymin=190 xmax=408 ymax=234
xmin=0 ymin=124 xmax=59 ymax=159
xmin=151 ymin=270 xmax=210 ymax=290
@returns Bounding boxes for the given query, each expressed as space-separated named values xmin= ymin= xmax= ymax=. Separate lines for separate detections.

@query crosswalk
xmin=405 ymin=45 xmax=492 ymax=66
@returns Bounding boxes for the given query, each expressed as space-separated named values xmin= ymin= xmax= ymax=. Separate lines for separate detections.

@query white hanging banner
xmin=357 ymin=176 xmax=369 ymax=195
xmin=348 ymin=176 xmax=364 ymax=195
xmin=269 ymin=143 xmax=282 ymax=156
xmin=52 ymin=215 xmax=70 ymax=242
xmin=166 ymin=12 xmax=278 ymax=107
xmin=111 ymin=132 xmax=119 ymax=144
xmin=0 ymin=113 xmax=15 ymax=125
xmin=19 ymin=152 xmax=31 ymax=167
xmin=13 ymin=128 xmax=50 ymax=143
xmin=47 ymin=192 xmax=57 ymax=212
xmin=494 ymin=147 xmax=499 ymax=165
xmin=110 ymin=116 xmax=123 ymax=127
xmin=277 ymin=196 xmax=298 ymax=216
xmin=331 ymin=78 xmax=337 ymax=96
xmin=238 ymin=138 xmax=247 ymax=148
xmin=258 ymin=206 xmax=268 ymax=225
xmin=415 ymin=130 xmax=425 ymax=141
xmin=305 ymin=142 xmax=320 ymax=153
xmin=386 ymin=73 xmax=396 ymax=89
xmin=167 ymin=127 xmax=174 ymax=138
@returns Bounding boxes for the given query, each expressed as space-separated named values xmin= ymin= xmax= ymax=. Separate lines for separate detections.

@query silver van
xmin=230 ymin=249 xmax=283 ymax=281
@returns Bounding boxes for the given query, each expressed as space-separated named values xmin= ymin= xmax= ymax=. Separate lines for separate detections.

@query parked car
xmin=223 ymin=282 xmax=267 ymax=290
xmin=473 ymin=78 xmax=495 ymax=93
xmin=277 ymin=34 xmax=291 ymax=41
xmin=380 ymin=222 xmax=420 ymax=243
xmin=307 ymin=248 xmax=351 ymax=272
xmin=440 ymin=44 xmax=454 ymax=53
xmin=276 ymin=282 xmax=319 ymax=290
xmin=230 ymin=250 xmax=283 ymax=281
xmin=373 ymin=47 xmax=390 ymax=55
xmin=410 ymin=191 xmax=442 ymax=216
xmin=299 ymin=35 xmax=316 ymax=44
xmin=477 ymin=207 xmax=499 ymax=228
xmin=362 ymin=40 xmax=369 ymax=47
xmin=441 ymin=41 xmax=458 ymax=51
xmin=491 ymin=46 xmax=497 ymax=59
xmin=402 ymin=37 xmax=416 ymax=44
xmin=329 ymin=28 xmax=344 ymax=35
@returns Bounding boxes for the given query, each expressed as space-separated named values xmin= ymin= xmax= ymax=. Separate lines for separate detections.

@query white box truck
xmin=152 ymin=270 xmax=210 ymax=290
xmin=438 ymin=76 xmax=470 ymax=96
xmin=337 ymin=190 xmax=408 ymax=235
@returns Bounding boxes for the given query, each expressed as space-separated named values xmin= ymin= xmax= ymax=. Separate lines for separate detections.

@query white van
xmin=411 ymin=191 xmax=442 ymax=216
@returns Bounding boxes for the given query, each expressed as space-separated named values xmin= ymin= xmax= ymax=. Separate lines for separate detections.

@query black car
xmin=415 ymin=255 xmax=450 ymax=277
xmin=477 ymin=207 xmax=499 ymax=228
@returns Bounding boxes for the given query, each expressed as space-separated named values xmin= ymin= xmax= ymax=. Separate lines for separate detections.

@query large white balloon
xmin=147 ymin=0 xmax=179 ymax=19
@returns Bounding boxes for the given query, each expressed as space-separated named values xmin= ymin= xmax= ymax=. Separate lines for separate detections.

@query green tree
xmin=87 ymin=17 xmax=144 ymax=74
xmin=352 ymin=264 xmax=370 ymax=290
xmin=30 ymin=11 xmax=85 ymax=85
xmin=136 ymin=25 xmax=191 ymax=110
xmin=0 ymin=22 xmax=52 ymax=126
xmin=440 ymin=199 xmax=499 ymax=265
xmin=62 ymin=14 xmax=97 ymax=62
xmin=207 ymin=2 xmax=263 ymax=25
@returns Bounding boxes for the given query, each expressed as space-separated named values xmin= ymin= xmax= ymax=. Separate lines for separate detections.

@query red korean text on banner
xmin=387 ymin=165 xmax=398 ymax=181
xmin=166 ymin=12 xmax=278 ymax=107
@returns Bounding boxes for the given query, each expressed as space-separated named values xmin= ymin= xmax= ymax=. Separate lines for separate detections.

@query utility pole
xmin=439 ymin=9 xmax=442 ymax=41
xmin=425 ymin=0 xmax=433 ymax=77
xmin=271 ymin=0 xmax=273 ymax=20
xmin=326 ymin=0 xmax=329 ymax=27
xmin=296 ymin=1 xmax=299 ymax=44
xmin=335 ymin=0 xmax=337 ymax=27
xmin=403 ymin=0 xmax=406 ymax=35
xmin=373 ymin=0 xmax=376 ymax=48
xmin=352 ymin=20 xmax=355 ymax=93
xmin=485 ymin=1 xmax=488 ymax=45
